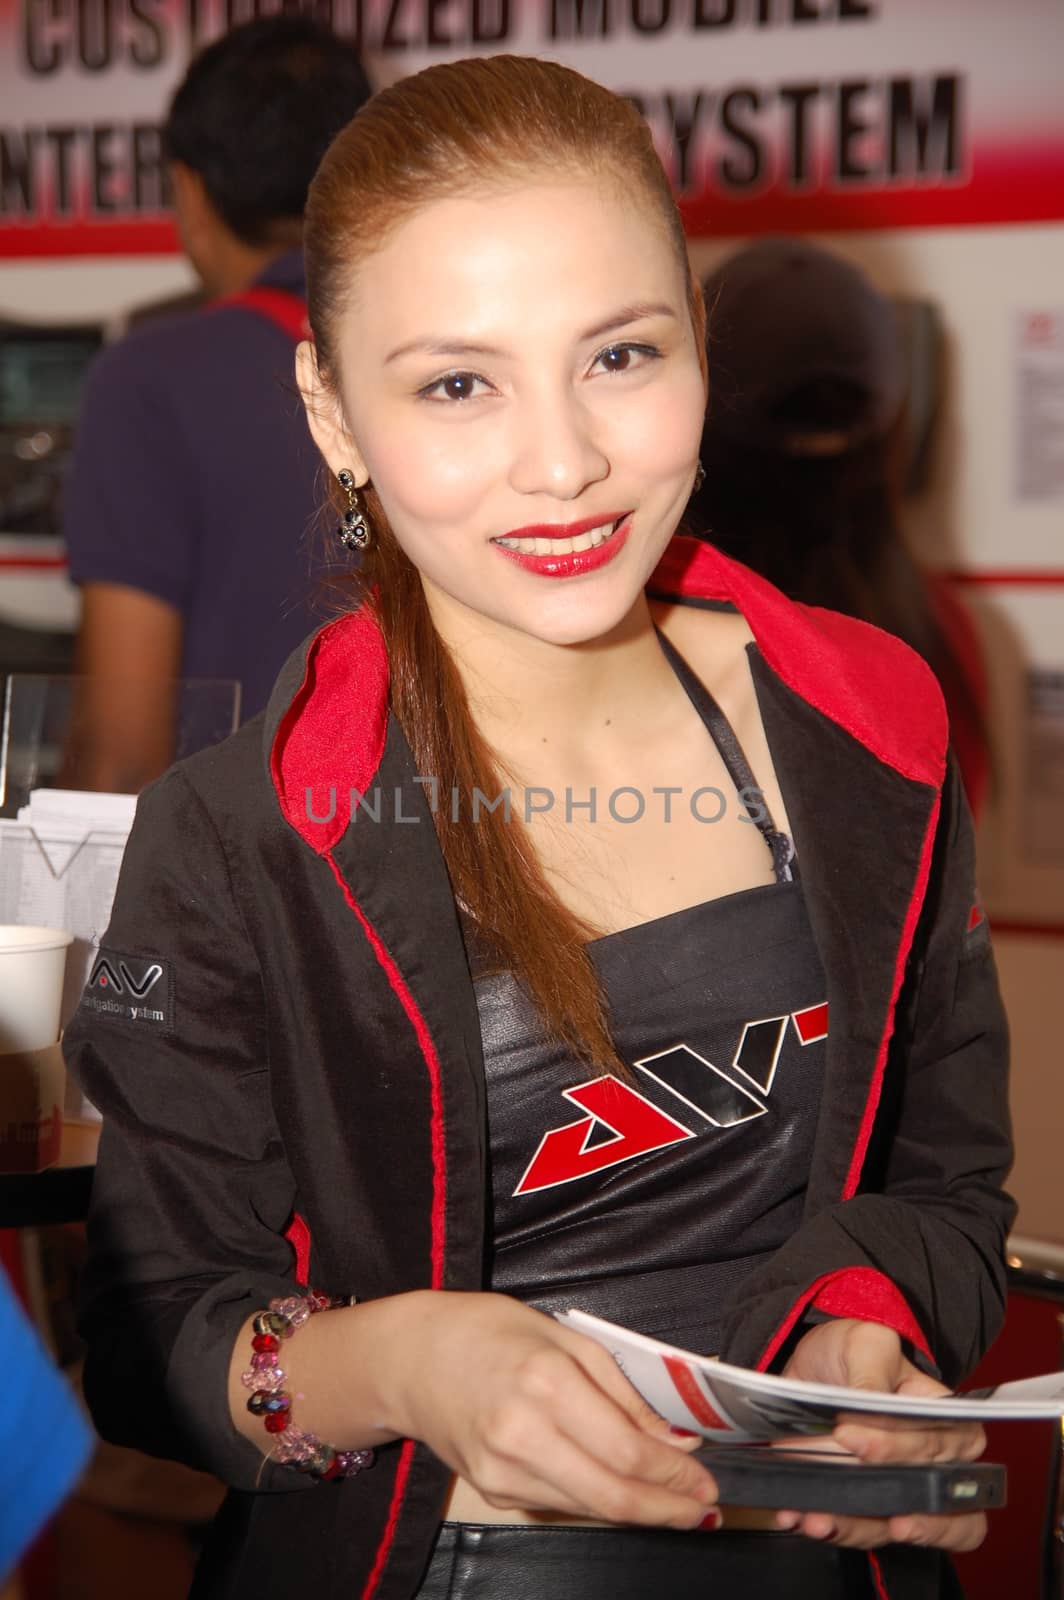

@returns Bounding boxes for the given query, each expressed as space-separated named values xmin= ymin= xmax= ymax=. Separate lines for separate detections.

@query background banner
xmin=2 ymin=0 xmax=1063 ymax=256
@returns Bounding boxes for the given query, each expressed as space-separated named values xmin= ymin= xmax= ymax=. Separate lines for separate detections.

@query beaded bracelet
xmin=241 ymin=1291 xmax=375 ymax=1480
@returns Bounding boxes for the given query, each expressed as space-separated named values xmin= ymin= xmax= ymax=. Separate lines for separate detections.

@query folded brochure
xmin=555 ymin=1310 xmax=1064 ymax=1441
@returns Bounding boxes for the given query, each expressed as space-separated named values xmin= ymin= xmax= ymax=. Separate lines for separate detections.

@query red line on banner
xmin=990 ymin=921 xmax=1064 ymax=942
xmin=944 ymin=571 xmax=1064 ymax=587
xmin=5 ymin=143 xmax=1064 ymax=257
xmin=0 ymin=219 xmax=180 ymax=257
xmin=0 ymin=555 xmax=68 ymax=570
xmin=680 ymin=145 xmax=1064 ymax=238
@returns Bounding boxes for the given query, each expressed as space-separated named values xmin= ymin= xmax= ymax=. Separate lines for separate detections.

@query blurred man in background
xmin=63 ymin=16 xmax=371 ymax=790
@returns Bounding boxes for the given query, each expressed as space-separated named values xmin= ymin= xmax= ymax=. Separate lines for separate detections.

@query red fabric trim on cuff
xmin=756 ymin=1267 xmax=933 ymax=1373
xmin=756 ymin=1271 xmax=838 ymax=1372
xmin=810 ymin=1268 xmax=933 ymax=1364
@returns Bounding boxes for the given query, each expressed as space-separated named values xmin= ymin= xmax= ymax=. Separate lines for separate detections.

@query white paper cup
xmin=0 ymin=925 xmax=75 ymax=1053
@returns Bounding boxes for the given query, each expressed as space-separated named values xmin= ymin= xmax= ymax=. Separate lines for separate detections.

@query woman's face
xmin=301 ymin=177 xmax=706 ymax=649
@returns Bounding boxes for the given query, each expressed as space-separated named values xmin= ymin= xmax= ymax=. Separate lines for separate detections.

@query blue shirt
xmin=64 ymin=251 xmax=322 ymax=721
xmin=0 ymin=1272 xmax=92 ymax=1578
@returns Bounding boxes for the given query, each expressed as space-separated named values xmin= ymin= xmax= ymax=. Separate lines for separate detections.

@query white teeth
xmin=494 ymin=519 xmax=622 ymax=556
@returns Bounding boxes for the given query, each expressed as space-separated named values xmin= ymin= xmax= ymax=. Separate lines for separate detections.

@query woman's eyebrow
xmin=385 ymin=336 xmax=506 ymax=364
xmin=384 ymin=303 xmax=678 ymax=366
xmin=580 ymin=302 xmax=678 ymax=343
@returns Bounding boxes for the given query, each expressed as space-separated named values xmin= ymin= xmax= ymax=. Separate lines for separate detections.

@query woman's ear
xmin=295 ymin=341 xmax=369 ymax=486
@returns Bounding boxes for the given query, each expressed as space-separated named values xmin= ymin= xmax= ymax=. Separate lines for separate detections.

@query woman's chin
xmin=510 ymin=592 xmax=646 ymax=650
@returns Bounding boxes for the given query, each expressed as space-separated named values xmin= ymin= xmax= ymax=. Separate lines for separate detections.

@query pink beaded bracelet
xmin=240 ymin=1291 xmax=375 ymax=1480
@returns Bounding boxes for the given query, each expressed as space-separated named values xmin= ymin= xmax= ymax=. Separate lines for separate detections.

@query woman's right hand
xmin=377 ymin=1291 xmax=719 ymax=1529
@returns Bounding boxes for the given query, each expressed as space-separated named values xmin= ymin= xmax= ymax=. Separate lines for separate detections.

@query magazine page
xmin=556 ymin=1310 xmax=1064 ymax=1442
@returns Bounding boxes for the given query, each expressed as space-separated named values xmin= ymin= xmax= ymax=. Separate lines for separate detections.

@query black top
xmin=471 ymin=632 xmax=828 ymax=1352
xmin=64 ymin=574 xmax=1011 ymax=1600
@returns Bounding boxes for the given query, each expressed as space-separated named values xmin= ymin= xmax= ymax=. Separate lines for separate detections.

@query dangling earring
xmin=693 ymin=461 xmax=706 ymax=492
xmin=336 ymin=469 xmax=371 ymax=551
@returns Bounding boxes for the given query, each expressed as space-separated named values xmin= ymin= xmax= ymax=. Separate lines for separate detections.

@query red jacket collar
xmin=270 ymin=536 xmax=948 ymax=853
xmin=650 ymin=538 xmax=947 ymax=786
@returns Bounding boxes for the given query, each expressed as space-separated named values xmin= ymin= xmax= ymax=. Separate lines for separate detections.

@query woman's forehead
xmin=340 ymin=180 xmax=685 ymax=350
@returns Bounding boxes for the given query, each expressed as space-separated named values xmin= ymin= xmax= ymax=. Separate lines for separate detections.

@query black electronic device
xmin=697 ymin=1445 xmax=1006 ymax=1519
xmin=0 ymin=321 xmax=104 ymax=538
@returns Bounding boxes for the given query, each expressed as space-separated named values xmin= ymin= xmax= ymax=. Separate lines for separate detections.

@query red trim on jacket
xmin=325 ymin=855 xmax=448 ymax=1293
xmin=362 ymin=1440 xmax=417 ymax=1600
xmin=842 ymin=791 xmax=942 ymax=1202
xmin=755 ymin=1276 xmax=828 ymax=1373
xmin=284 ymin=1213 xmax=312 ymax=1286
xmin=270 ymin=537 xmax=948 ymax=855
xmin=755 ymin=1268 xmax=932 ymax=1374
xmin=810 ymin=1270 xmax=932 ymax=1362
xmin=868 ymin=1553 xmax=891 ymax=1599
xmin=752 ymin=1260 xmax=934 ymax=1376
xmin=271 ymin=614 xmax=390 ymax=854
xmin=754 ymin=793 xmax=941 ymax=1375
xmin=649 ymin=540 xmax=947 ymax=788
xmin=323 ymin=851 xmax=449 ymax=1600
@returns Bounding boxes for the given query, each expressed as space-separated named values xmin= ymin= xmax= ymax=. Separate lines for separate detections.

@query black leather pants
xmin=413 ymin=1522 xmax=881 ymax=1599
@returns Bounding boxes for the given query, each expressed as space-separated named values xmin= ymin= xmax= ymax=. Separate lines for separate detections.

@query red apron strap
xmin=216 ymin=286 xmax=310 ymax=342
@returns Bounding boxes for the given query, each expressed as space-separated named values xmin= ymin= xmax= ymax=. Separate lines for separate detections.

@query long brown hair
xmin=304 ymin=56 xmax=706 ymax=1075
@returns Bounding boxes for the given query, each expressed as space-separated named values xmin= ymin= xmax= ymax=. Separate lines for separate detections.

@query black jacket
xmin=66 ymin=537 xmax=1014 ymax=1600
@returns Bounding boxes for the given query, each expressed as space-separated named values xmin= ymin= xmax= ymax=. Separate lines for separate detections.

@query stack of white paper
xmin=16 ymin=788 xmax=137 ymax=837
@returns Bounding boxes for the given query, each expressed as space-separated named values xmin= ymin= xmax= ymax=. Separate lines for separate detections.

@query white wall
xmin=0 ymin=258 xmax=195 ymax=327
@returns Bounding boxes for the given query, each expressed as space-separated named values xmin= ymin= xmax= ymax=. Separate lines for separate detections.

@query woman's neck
xmin=428 ymin=594 xmax=682 ymax=780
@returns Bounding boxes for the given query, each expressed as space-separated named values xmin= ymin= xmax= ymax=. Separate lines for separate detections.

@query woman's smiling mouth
xmin=491 ymin=514 xmax=632 ymax=575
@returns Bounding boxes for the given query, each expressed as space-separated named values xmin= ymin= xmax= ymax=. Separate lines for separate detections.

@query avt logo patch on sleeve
xmin=84 ymin=949 xmax=173 ymax=1030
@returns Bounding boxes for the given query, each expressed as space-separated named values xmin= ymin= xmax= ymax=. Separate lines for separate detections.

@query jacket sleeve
xmin=718 ymin=756 xmax=1016 ymax=1386
xmin=65 ymin=766 xmax=314 ymax=1493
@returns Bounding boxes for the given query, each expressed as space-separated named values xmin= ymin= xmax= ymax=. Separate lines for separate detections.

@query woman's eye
xmin=419 ymin=371 xmax=488 ymax=403
xmin=593 ymin=343 xmax=660 ymax=377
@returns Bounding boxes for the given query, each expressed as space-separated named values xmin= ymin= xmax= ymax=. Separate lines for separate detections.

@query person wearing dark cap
xmin=688 ymin=238 xmax=989 ymax=819
xmin=62 ymin=17 xmax=372 ymax=791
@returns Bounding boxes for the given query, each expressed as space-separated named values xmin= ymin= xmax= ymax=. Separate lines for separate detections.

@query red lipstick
xmin=492 ymin=513 xmax=631 ymax=579
xmin=498 ymin=512 xmax=628 ymax=542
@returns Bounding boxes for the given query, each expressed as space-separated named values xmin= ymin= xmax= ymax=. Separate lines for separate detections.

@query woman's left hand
xmin=776 ymin=1318 xmax=987 ymax=1552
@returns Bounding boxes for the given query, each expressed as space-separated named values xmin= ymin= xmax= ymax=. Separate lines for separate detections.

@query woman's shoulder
xmin=653 ymin=585 xmax=939 ymax=697
xmin=133 ymin=608 xmax=389 ymax=864
xmin=653 ymin=578 xmax=948 ymax=789
xmin=134 ymin=717 xmax=277 ymax=845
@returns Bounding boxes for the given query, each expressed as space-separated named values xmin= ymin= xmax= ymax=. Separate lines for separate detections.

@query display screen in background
xmin=0 ymin=336 xmax=102 ymax=428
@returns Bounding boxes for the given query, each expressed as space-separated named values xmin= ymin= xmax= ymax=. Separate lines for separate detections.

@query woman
xmin=66 ymin=56 xmax=1013 ymax=1600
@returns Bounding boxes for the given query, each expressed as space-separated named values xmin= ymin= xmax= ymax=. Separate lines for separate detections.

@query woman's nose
xmin=507 ymin=391 xmax=610 ymax=502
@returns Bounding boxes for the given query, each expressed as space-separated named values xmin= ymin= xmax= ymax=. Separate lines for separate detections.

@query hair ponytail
xmin=307 ymin=57 xmax=705 ymax=1076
